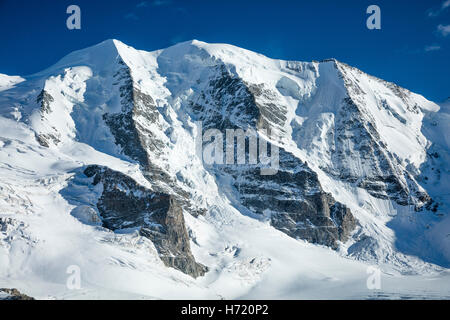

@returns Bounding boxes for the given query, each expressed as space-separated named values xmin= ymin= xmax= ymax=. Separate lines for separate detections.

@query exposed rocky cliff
xmin=186 ymin=63 xmax=356 ymax=248
xmin=83 ymin=165 xmax=207 ymax=278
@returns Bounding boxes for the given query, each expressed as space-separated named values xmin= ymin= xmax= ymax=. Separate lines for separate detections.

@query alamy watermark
xmin=195 ymin=121 xmax=279 ymax=175
xmin=66 ymin=265 xmax=81 ymax=290
xmin=65 ymin=5 xmax=380 ymax=31
xmin=66 ymin=5 xmax=81 ymax=30
xmin=366 ymin=5 xmax=381 ymax=30
xmin=366 ymin=266 xmax=381 ymax=290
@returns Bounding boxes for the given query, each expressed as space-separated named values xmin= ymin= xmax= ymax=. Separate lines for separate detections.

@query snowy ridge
xmin=0 ymin=74 xmax=25 ymax=92
xmin=0 ymin=39 xmax=449 ymax=299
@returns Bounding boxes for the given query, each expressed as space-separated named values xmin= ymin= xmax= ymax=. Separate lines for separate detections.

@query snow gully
xmin=181 ymin=304 xmax=215 ymax=318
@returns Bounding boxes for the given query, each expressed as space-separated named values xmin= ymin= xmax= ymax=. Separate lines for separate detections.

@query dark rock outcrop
xmin=0 ymin=288 xmax=34 ymax=300
xmin=103 ymin=59 xmax=164 ymax=167
xmin=83 ymin=165 xmax=207 ymax=278
xmin=37 ymin=90 xmax=54 ymax=115
xmin=34 ymin=90 xmax=61 ymax=147
xmin=103 ymin=58 xmax=206 ymax=217
xmin=227 ymin=148 xmax=357 ymax=248
xmin=332 ymin=63 xmax=431 ymax=209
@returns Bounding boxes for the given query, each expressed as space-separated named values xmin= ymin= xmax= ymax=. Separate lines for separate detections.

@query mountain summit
xmin=0 ymin=40 xmax=448 ymax=299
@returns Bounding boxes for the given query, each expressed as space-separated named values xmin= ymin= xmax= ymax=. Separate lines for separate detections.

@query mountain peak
xmin=33 ymin=39 xmax=134 ymax=77
xmin=1 ymin=38 xmax=449 ymax=298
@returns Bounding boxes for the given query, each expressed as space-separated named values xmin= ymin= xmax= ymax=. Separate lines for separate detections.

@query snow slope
xmin=0 ymin=40 xmax=449 ymax=299
xmin=0 ymin=74 xmax=24 ymax=92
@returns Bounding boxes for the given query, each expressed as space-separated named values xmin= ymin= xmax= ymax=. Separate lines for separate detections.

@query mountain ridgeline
xmin=0 ymin=39 xmax=448 ymax=280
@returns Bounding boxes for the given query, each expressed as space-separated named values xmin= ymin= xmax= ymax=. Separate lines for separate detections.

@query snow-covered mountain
xmin=0 ymin=39 xmax=449 ymax=299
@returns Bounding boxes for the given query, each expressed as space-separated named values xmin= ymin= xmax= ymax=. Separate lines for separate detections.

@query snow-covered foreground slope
xmin=0 ymin=40 xmax=449 ymax=299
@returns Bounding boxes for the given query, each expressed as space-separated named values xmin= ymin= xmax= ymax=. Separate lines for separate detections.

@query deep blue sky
xmin=0 ymin=0 xmax=449 ymax=101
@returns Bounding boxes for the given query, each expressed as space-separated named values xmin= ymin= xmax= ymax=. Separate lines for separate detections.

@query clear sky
xmin=0 ymin=0 xmax=449 ymax=102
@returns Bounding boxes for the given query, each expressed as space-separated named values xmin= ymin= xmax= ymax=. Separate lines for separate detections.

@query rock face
xmin=245 ymin=166 xmax=357 ymax=249
xmin=186 ymin=63 xmax=356 ymax=248
xmin=83 ymin=165 xmax=207 ymax=278
xmin=292 ymin=60 xmax=433 ymax=210
xmin=35 ymin=89 xmax=60 ymax=147
xmin=0 ymin=288 xmax=34 ymax=300
xmin=103 ymin=59 xmax=163 ymax=167
xmin=332 ymin=63 xmax=430 ymax=208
